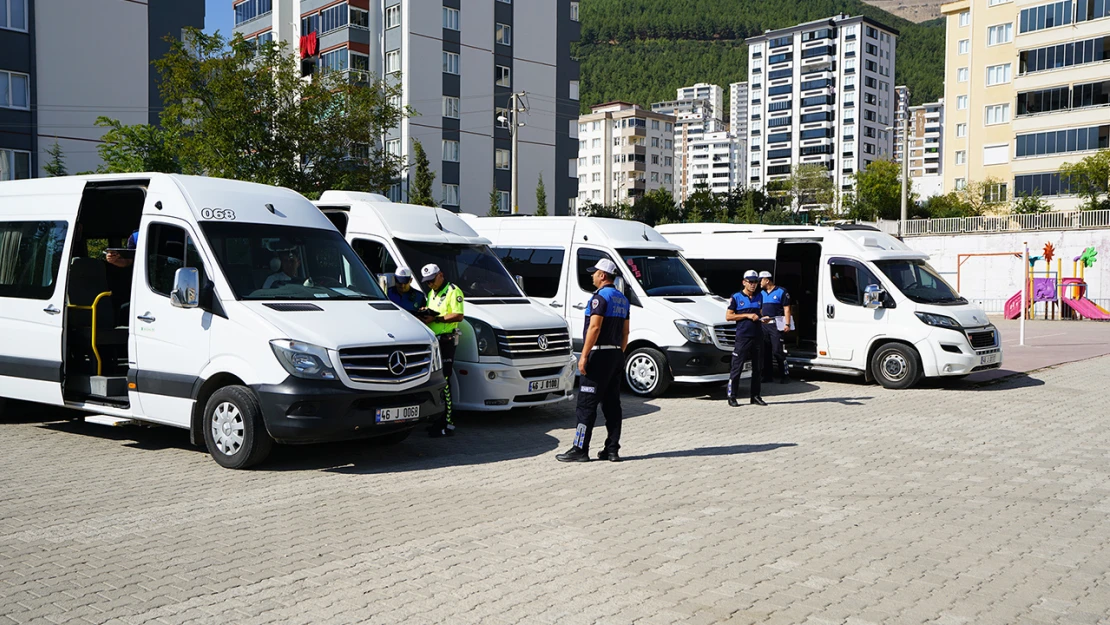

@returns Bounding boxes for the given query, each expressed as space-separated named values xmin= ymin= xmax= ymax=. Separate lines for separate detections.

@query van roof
xmin=469 ymin=215 xmax=681 ymax=251
xmin=657 ymin=222 xmax=927 ymax=261
xmin=316 ymin=191 xmax=490 ymax=245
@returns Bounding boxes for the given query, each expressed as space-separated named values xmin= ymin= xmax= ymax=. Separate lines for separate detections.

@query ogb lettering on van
xmin=200 ymin=208 xmax=236 ymax=220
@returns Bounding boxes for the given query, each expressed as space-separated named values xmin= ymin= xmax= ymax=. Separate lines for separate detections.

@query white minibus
xmin=657 ymin=223 xmax=1002 ymax=388
xmin=315 ymin=192 xmax=576 ymax=411
xmin=468 ymin=216 xmax=736 ymax=398
xmin=0 ymin=174 xmax=445 ymax=468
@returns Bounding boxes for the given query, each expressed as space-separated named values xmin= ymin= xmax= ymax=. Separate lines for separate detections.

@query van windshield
xmin=393 ymin=240 xmax=521 ymax=298
xmin=200 ymin=223 xmax=385 ymax=300
xmin=873 ymin=259 xmax=966 ymax=305
xmin=617 ymin=248 xmax=707 ymax=297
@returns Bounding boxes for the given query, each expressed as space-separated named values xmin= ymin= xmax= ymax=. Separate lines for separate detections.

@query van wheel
xmin=202 ymin=386 xmax=273 ymax=469
xmin=372 ymin=429 xmax=412 ymax=446
xmin=870 ymin=343 xmax=921 ymax=390
xmin=624 ymin=347 xmax=672 ymax=398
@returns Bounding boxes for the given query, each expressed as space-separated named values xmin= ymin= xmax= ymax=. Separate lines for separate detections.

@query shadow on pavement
xmin=41 ymin=419 xmax=203 ymax=453
xmin=625 ymin=443 xmax=797 ymax=462
xmin=767 ymin=396 xmax=873 ymax=406
xmin=924 ymin=372 xmax=1047 ymax=391
xmin=665 ymin=380 xmax=824 ymax=402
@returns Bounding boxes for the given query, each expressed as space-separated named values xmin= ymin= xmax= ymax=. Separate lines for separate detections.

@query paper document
xmin=775 ymin=316 xmax=795 ymax=332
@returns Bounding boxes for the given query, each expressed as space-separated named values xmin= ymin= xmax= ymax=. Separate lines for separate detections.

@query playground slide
xmin=1004 ymin=291 xmax=1025 ymax=320
xmin=1062 ymin=297 xmax=1110 ymax=320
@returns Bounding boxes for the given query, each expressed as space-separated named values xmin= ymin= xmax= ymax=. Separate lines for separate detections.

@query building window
xmin=496 ymin=23 xmax=511 ymax=46
xmin=442 ymin=6 xmax=459 ymax=30
xmin=496 ymin=65 xmax=511 ymax=87
xmin=442 ymin=140 xmax=459 ymax=162
xmin=1016 ymin=125 xmax=1110 ymax=158
xmin=956 ymin=123 xmax=967 ymax=137
xmin=569 ymin=80 xmax=580 ymax=100
xmin=351 ymin=7 xmax=369 ymax=29
xmin=234 ymin=0 xmax=273 ymax=27
xmin=959 ymin=39 xmax=970 ymax=54
xmin=592 ymin=155 xmax=601 ymax=165
xmin=495 ymin=148 xmax=511 ymax=170
xmin=498 ymin=191 xmax=511 ymax=213
xmin=570 ymin=2 xmax=580 ymax=21
xmin=442 ymin=184 xmax=459 ymax=206
xmin=0 ymin=70 xmax=29 ymax=110
xmin=987 ymin=23 xmax=1013 ymax=45
xmin=443 ymin=96 xmax=460 ymax=119
xmin=0 ymin=148 xmax=30 ymax=181
xmin=385 ymin=50 xmax=401 ymax=74
xmin=495 ymin=107 xmax=509 ymax=128
xmin=386 ymin=139 xmax=401 ymax=156
xmin=319 ymin=48 xmax=349 ymax=74
xmin=1020 ymin=1 xmax=1074 ymax=33
xmin=443 ymin=51 xmax=459 ymax=75
xmin=959 ymin=11 xmax=970 ymax=26
xmin=984 ymin=103 xmax=1011 ymax=125
xmin=955 ymin=150 xmax=967 ymax=165
xmin=955 ymin=178 xmax=967 ymax=190
xmin=957 ymin=95 xmax=968 ymax=110
xmin=319 ymin=3 xmax=349 ymax=33
xmin=986 ymin=63 xmax=1011 ymax=85
xmin=957 ymin=67 xmax=969 ymax=82
xmin=985 ymin=183 xmax=1008 ymax=203
xmin=385 ymin=4 xmax=401 ymax=28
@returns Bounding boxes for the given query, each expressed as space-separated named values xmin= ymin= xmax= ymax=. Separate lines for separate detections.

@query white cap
xmin=758 ymin=270 xmax=773 ymax=279
xmin=588 ymin=258 xmax=620 ymax=276
xmin=743 ymin=270 xmax=760 ymax=280
xmin=420 ymin=263 xmax=441 ymax=282
xmin=395 ymin=267 xmax=413 ymax=280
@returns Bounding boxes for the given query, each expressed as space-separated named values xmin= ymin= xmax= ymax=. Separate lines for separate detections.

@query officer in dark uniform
xmin=726 ymin=270 xmax=767 ymax=407
xmin=759 ymin=270 xmax=792 ymax=384
xmin=557 ymin=258 xmax=631 ymax=463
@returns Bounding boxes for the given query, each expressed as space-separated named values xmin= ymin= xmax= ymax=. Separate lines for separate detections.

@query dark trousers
xmin=573 ymin=349 xmax=624 ymax=453
xmin=431 ymin=334 xmax=457 ymax=430
xmin=728 ymin=336 xmax=762 ymax=400
xmin=762 ymin=324 xmax=787 ymax=381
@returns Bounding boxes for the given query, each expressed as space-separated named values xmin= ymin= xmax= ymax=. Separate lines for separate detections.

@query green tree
xmin=1012 ymin=192 xmax=1052 ymax=215
xmin=921 ymin=192 xmax=975 ymax=218
xmin=43 ymin=140 xmax=68 ymax=177
xmin=408 ymin=139 xmax=436 ymax=206
xmin=682 ymin=184 xmax=721 ymax=223
xmin=849 ymin=160 xmax=910 ymax=221
xmin=1060 ymin=149 xmax=1110 ymax=211
xmin=960 ymin=178 xmax=1005 ymax=216
xmin=628 ymin=187 xmax=678 ymax=225
xmin=96 ymin=29 xmax=409 ymax=197
xmin=535 ymin=173 xmax=548 ymax=216
xmin=488 ymin=185 xmax=502 ymax=217
xmin=788 ymin=163 xmax=836 ymax=210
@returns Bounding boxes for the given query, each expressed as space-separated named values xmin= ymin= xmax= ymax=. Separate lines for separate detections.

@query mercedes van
xmin=314 ymin=192 xmax=577 ymax=411
xmin=468 ymin=216 xmax=735 ymax=398
xmin=657 ymin=223 xmax=1002 ymax=388
xmin=0 ymin=174 xmax=445 ymax=468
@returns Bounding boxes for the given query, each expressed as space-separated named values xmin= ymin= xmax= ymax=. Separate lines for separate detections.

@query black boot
xmin=556 ymin=446 xmax=590 ymax=462
xmin=751 ymin=396 xmax=768 ymax=406
xmin=597 ymin=448 xmax=621 ymax=462
xmin=727 ymin=397 xmax=740 ymax=408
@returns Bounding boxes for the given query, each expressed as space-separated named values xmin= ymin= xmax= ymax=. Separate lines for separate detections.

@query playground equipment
xmin=1004 ymin=244 xmax=1108 ymax=320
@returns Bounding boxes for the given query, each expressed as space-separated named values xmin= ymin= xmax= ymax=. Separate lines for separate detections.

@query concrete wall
xmin=903 ymin=229 xmax=1110 ymax=311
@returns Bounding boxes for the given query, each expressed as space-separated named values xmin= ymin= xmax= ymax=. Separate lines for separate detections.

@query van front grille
xmin=713 ymin=324 xmax=736 ymax=349
xmin=338 ymin=344 xmax=431 ymax=384
xmin=967 ymin=329 xmax=997 ymax=350
xmin=495 ymin=328 xmax=571 ymax=359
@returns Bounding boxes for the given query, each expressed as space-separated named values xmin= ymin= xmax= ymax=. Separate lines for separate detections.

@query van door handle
xmin=572 ymin=303 xmax=586 ymax=310
xmin=826 ymin=304 xmax=835 ymax=319
xmin=43 ymin=305 xmax=61 ymax=315
xmin=137 ymin=313 xmax=157 ymax=323
xmin=549 ymin=302 xmax=563 ymax=308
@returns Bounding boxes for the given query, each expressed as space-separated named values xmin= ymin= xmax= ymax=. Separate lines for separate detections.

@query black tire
xmin=624 ymin=347 xmax=673 ymax=398
xmin=202 ymin=386 xmax=273 ymax=469
xmin=372 ymin=429 xmax=412 ymax=446
xmin=870 ymin=343 xmax=922 ymax=390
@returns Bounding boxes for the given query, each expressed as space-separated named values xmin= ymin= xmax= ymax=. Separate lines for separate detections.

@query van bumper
xmin=666 ymin=342 xmax=733 ymax=381
xmin=916 ymin=328 xmax=1003 ymax=377
xmin=453 ymin=356 xmax=577 ymax=411
xmin=252 ymin=371 xmax=447 ymax=444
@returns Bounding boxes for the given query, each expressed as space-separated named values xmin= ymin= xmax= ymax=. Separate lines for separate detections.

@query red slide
xmin=1004 ymin=291 xmax=1025 ymax=320
xmin=1062 ymin=297 xmax=1110 ymax=320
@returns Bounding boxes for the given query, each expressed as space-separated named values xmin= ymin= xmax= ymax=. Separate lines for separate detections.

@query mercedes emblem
xmin=388 ymin=350 xmax=408 ymax=376
xmin=537 ymin=334 xmax=549 ymax=350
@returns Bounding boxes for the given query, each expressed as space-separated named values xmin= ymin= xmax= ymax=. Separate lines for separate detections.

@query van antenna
xmin=642 ymin=225 xmax=649 ymax=241
xmin=434 ymin=207 xmax=445 ymax=231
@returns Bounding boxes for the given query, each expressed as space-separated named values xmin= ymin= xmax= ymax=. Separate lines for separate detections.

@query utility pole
xmin=900 ymin=109 xmax=911 ymax=238
xmin=508 ymin=92 xmax=527 ymax=215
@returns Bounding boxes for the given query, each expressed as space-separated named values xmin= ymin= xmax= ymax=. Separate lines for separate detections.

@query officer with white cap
xmin=386 ymin=266 xmax=426 ymax=314
xmin=725 ymin=270 xmax=766 ymax=407
xmin=420 ymin=263 xmax=465 ymax=437
xmin=759 ymin=270 xmax=792 ymax=383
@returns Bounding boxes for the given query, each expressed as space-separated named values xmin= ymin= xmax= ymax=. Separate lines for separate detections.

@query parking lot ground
xmin=969 ymin=316 xmax=1110 ymax=383
xmin=2 ymin=354 xmax=1109 ymax=624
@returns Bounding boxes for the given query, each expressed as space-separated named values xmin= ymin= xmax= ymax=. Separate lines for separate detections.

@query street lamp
xmin=885 ymin=107 xmax=916 ymax=237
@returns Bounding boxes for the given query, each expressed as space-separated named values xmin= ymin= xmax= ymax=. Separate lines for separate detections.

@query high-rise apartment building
xmin=0 ymin=0 xmax=204 ymax=179
xmin=575 ymin=102 xmax=675 ymax=208
xmin=234 ymin=0 xmax=581 ymax=215
xmin=678 ymin=83 xmax=725 ymax=122
xmin=685 ymin=131 xmax=746 ymax=198
xmin=909 ymin=99 xmax=945 ymax=198
xmin=729 ymin=81 xmax=750 ymax=135
xmin=745 ymin=15 xmax=899 ymax=206
xmin=893 ymin=85 xmax=911 ymax=163
xmin=651 ymin=97 xmax=725 ymax=202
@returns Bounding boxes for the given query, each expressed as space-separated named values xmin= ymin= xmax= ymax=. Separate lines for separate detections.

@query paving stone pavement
xmin=2 ymin=357 xmax=1109 ymax=625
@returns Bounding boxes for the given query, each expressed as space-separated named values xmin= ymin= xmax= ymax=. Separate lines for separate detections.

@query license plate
xmin=375 ymin=405 xmax=420 ymax=423
xmin=979 ymin=353 xmax=1000 ymax=366
xmin=528 ymin=378 xmax=560 ymax=392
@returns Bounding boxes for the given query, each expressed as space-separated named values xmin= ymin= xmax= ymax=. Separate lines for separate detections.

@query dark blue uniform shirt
xmin=585 ymin=285 xmax=630 ymax=346
xmin=761 ymin=286 xmax=791 ymax=317
xmin=729 ymin=290 xmax=764 ymax=340
xmin=388 ymin=286 xmax=427 ymax=313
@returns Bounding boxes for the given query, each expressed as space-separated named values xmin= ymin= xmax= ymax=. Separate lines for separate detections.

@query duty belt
xmin=591 ymin=345 xmax=622 ymax=351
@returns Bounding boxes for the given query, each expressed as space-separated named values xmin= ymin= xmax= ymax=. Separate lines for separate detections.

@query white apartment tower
xmin=729 ymin=81 xmax=750 ymax=135
xmin=576 ymin=102 xmax=676 ymax=208
xmin=685 ymin=131 xmax=746 ymax=198
xmin=651 ymin=98 xmax=726 ymax=202
xmin=233 ymin=0 xmax=581 ymax=215
xmin=745 ymin=15 xmax=899 ymax=204
xmin=678 ymin=83 xmax=725 ymax=122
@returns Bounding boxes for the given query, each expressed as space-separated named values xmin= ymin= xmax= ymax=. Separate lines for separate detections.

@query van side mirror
xmin=863 ymin=284 xmax=885 ymax=309
xmin=378 ymin=274 xmax=397 ymax=293
xmin=613 ymin=276 xmax=627 ymax=294
xmin=514 ymin=274 xmax=525 ymax=292
xmin=171 ymin=268 xmax=200 ymax=309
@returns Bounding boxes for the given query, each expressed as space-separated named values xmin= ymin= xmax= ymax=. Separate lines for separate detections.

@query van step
xmin=71 ymin=375 xmax=128 ymax=397
xmin=84 ymin=415 xmax=138 ymax=427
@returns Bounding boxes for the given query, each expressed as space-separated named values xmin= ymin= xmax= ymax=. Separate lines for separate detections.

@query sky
xmin=204 ymin=0 xmax=234 ymax=37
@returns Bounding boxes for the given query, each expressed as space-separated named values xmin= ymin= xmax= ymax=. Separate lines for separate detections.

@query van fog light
xmin=944 ymin=365 xmax=953 ymax=373
xmin=487 ymin=371 xmax=497 ymax=380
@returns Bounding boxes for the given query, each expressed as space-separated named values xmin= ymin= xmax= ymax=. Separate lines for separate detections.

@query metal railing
xmin=877 ymin=209 xmax=1110 ymax=237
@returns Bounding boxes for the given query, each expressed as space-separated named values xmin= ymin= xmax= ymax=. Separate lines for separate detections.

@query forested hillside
xmin=577 ymin=0 xmax=945 ymax=114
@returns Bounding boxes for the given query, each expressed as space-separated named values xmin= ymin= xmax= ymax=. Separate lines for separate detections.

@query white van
xmin=657 ymin=223 xmax=1002 ymax=388
xmin=313 ymin=192 xmax=576 ymax=411
xmin=468 ymin=216 xmax=735 ymax=398
xmin=0 ymin=174 xmax=446 ymax=469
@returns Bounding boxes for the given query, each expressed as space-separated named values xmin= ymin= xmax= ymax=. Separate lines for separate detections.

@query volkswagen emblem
xmin=388 ymin=350 xmax=408 ymax=376
xmin=537 ymin=335 xmax=549 ymax=351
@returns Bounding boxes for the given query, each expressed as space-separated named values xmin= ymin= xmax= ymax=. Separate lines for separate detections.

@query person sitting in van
xmin=387 ymin=267 xmax=426 ymax=313
xmin=263 ymin=249 xmax=301 ymax=289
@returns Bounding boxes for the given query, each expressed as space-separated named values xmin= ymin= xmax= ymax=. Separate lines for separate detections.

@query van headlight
xmin=469 ymin=318 xmax=500 ymax=357
xmin=915 ymin=312 xmax=962 ymax=330
xmin=675 ymin=319 xmax=713 ymax=344
xmin=270 ymin=340 xmax=337 ymax=380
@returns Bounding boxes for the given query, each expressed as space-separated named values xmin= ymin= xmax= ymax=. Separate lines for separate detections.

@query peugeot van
xmin=468 ymin=216 xmax=735 ymax=398
xmin=0 ymin=174 xmax=445 ymax=468
xmin=657 ymin=223 xmax=1002 ymax=388
xmin=314 ymin=192 xmax=577 ymax=411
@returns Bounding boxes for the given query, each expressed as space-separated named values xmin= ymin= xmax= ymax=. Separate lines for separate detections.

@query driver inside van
xmin=264 ymin=249 xmax=302 ymax=289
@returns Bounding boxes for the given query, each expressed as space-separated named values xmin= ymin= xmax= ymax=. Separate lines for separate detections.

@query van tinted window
xmin=146 ymin=223 xmax=209 ymax=297
xmin=829 ymin=262 xmax=881 ymax=306
xmin=352 ymin=238 xmax=398 ymax=276
xmin=576 ymin=248 xmax=615 ymax=292
xmin=0 ymin=221 xmax=69 ymax=300
xmin=686 ymin=258 xmax=775 ymax=298
xmin=493 ymin=247 xmax=564 ymax=298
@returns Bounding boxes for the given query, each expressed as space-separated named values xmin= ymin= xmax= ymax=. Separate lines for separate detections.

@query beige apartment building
xmin=942 ymin=0 xmax=1110 ymax=210
xmin=576 ymin=102 xmax=676 ymax=208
